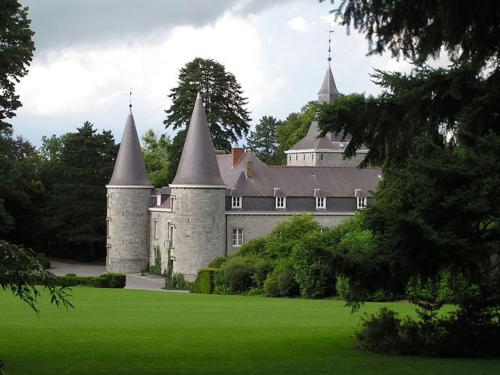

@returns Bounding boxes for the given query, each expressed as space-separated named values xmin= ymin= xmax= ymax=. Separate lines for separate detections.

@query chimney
xmin=231 ymin=148 xmax=245 ymax=166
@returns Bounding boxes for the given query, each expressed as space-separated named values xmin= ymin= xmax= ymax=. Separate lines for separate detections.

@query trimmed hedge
xmin=55 ymin=273 xmax=126 ymax=288
xmin=191 ymin=268 xmax=218 ymax=294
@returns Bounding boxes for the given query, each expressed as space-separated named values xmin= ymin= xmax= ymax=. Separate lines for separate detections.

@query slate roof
xmin=217 ymin=151 xmax=381 ymax=197
xmin=288 ymin=120 xmax=347 ymax=151
xmin=171 ymin=92 xmax=225 ymax=186
xmin=287 ymin=65 xmax=350 ymax=153
xmin=318 ymin=65 xmax=339 ymax=104
xmin=108 ymin=111 xmax=151 ymax=186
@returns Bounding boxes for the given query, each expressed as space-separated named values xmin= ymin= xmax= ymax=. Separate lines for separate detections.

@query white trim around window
xmin=231 ymin=195 xmax=242 ymax=209
xmin=316 ymin=196 xmax=326 ymax=210
xmin=275 ymin=196 xmax=286 ymax=209
xmin=232 ymin=228 xmax=244 ymax=247
xmin=356 ymin=197 xmax=368 ymax=210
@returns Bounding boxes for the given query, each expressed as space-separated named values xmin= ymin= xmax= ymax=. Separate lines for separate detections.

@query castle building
xmin=106 ymin=66 xmax=381 ymax=279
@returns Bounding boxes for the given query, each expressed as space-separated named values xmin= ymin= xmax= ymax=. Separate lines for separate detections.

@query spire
xmin=318 ymin=65 xmax=339 ymax=104
xmin=171 ymin=92 xmax=225 ymax=187
xmin=108 ymin=110 xmax=151 ymax=187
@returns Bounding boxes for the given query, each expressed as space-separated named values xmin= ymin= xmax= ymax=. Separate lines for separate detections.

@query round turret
xmin=106 ymin=110 xmax=153 ymax=273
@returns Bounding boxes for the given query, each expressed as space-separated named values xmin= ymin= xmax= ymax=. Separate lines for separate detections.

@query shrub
xmin=263 ymin=277 xmax=279 ymax=297
xmin=356 ymin=307 xmax=500 ymax=357
xmin=252 ymin=259 xmax=273 ymax=289
xmin=214 ymin=258 xmax=254 ymax=294
xmin=191 ymin=268 xmax=218 ymax=294
xmin=291 ymin=231 xmax=336 ymax=299
xmin=356 ymin=307 xmax=402 ymax=354
xmin=148 ymin=246 xmax=162 ymax=275
xmin=94 ymin=273 xmax=126 ymax=288
xmin=55 ymin=273 xmax=126 ymax=288
xmin=238 ymin=237 xmax=266 ymax=257
xmin=165 ymin=272 xmax=190 ymax=290
xmin=264 ymin=214 xmax=320 ymax=259
xmin=272 ymin=260 xmax=299 ymax=297
xmin=208 ymin=256 xmax=227 ymax=268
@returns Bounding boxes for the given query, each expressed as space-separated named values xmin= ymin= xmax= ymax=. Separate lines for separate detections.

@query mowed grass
xmin=1 ymin=288 xmax=499 ymax=375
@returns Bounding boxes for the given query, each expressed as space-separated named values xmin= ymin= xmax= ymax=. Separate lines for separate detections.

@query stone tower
xmin=106 ymin=107 xmax=152 ymax=273
xmin=169 ymin=92 xmax=226 ymax=280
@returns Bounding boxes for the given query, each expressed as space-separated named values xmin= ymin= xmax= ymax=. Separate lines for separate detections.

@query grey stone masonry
xmin=106 ymin=187 xmax=151 ymax=273
xmin=170 ymin=186 xmax=226 ymax=280
xmin=149 ymin=209 xmax=173 ymax=273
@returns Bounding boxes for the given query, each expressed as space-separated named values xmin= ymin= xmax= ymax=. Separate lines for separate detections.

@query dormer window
xmin=356 ymin=197 xmax=367 ymax=210
xmin=276 ymin=196 xmax=286 ymax=209
xmin=316 ymin=197 xmax=326 ymax=210
xmin=231 ymin=196 xmax=242 ymax=209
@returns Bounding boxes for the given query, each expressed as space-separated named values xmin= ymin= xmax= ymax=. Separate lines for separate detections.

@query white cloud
xmin=17 ymin=12 xmax=284 ymax=122
xmin=287 ymin=16 xmax=308 ymax=31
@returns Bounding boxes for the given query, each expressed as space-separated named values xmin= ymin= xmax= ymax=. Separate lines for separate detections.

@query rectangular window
xmin=232 ymin=228 xmax=244 ymax=247
xmin=316 ymin=197 xmax=326 ymax=209
xmin=303 ymin=154 xmax=305 ymax=160
xmin=275 ymin=196 xmax=286 ymax=209
xmin=357 ymin=197 xmax=368 ymax=210
xmin=168 ymin=223 xmax=174 ymax=248
xmin=231 ymin=196 xmax=242 ymax=208
xmin=106 ymin=218 xmax=110 ymax=238
xmin=107 ymin=194 xmax=111 ymax=209
xmin=320 ymin=154 xmax=324 ymax=160
xmin=289 ymin=155 xmax=292 ymax=162
xmin=295 ymin=154 xmax=298 ymax=161
xmin=153 ymin=219 xmax=158 ymax=239
xmin=170 ymin=196 xmax=175 ymax=211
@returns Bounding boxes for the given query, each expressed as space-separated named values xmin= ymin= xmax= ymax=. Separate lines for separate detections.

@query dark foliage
xmin=55 ymin=273 xmax=126 ymax=288
xmin=0 ymin=0 xmax=34 ymax=130
xmin=164 ymin=57 xmax=251 ymax=152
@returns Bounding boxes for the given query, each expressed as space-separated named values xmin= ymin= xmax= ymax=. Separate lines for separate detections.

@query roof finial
xmin=129 ymin=87 xmax=132 ymax=113
xmin=328 ymin=25 xmax=334 ymax=63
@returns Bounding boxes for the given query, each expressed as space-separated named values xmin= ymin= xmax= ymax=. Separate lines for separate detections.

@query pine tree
xmin=317 ymin=0 xmax=500 ymax=325
xmin=45 ymin=122 xmax=117 ymax=261
xmin=246 ymin=116 xmax=281 ymax=165
xmin=164 ymin=57 xmax=251 ymax=153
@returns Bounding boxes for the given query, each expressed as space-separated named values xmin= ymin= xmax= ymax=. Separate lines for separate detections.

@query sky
xmin=13 ymin=0 xmax=418 ymax=146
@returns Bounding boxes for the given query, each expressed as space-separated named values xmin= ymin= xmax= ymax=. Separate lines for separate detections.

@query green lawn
xmin=0 ymin=288 xmax=499 ymax=375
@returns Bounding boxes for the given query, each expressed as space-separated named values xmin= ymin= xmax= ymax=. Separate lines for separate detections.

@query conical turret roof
xmin=171 ymin=92 xmax=225 ymax=187
xmin=318 ymin=65 xmax=339 ymax=104
xmin=108 ymin=110 xmax=151 ymax=186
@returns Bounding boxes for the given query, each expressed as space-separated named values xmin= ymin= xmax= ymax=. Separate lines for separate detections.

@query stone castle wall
xmin=170 ymin=187 xmax=226 ymax=280
xmin=149 ymin=210 xmax=173 ymax=273
xmin=106 ymin=187 xmax=151 ymax=273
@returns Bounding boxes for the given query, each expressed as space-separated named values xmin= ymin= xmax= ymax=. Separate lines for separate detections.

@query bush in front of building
xmin=213 ymin=257 xmax=255 ymax=294
xmin=191 ymin=268 xmax=218 ymax=294
xmin=263 ymin=259 xmax=299 ymax=297
xmin=55 ymin=273 xmax=126 ymax=288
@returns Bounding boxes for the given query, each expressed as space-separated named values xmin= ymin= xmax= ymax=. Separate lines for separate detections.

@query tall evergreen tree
xmin=44 ymin=122 xmax=117 ymax=261
xmin=246 ymin=116 xmax=281 ymax=165
xmin=317 ymin=0 xmax=500 ymax=324
xmin=164 ymin=58 xmax=251 ymax=178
